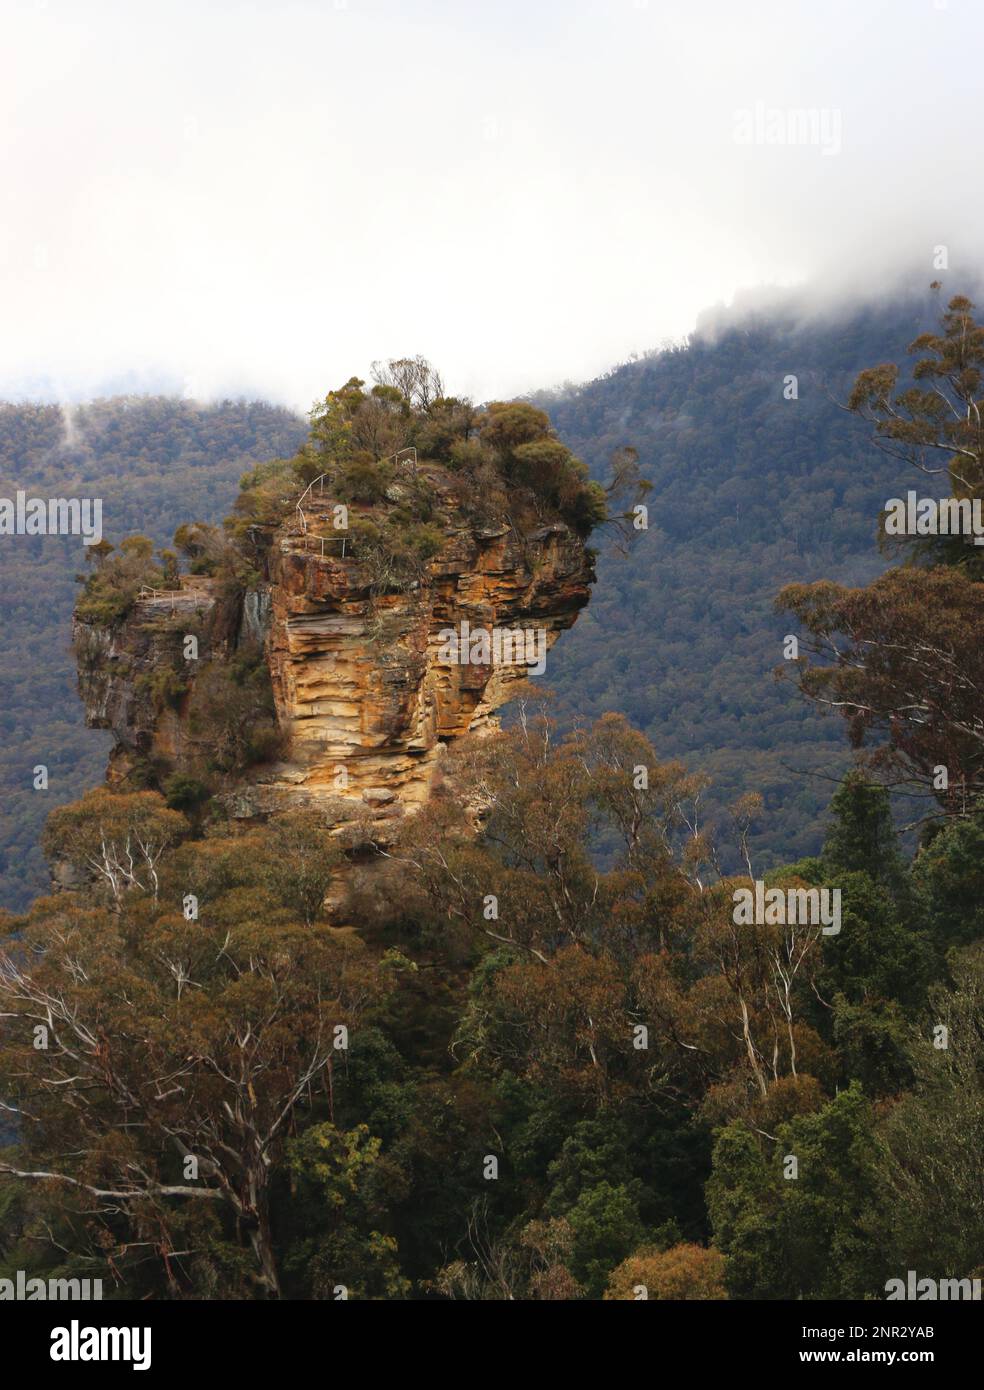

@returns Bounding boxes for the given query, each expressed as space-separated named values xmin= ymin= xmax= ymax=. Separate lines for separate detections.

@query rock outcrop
xmin=74 ymin=461 xmax=594 ymax=842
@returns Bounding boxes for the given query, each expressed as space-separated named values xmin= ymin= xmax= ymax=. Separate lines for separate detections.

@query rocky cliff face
xmin=75 ymin=575 xmax=230 ymax=786
xmin=74 ymin=461 xmax=594 ymax=842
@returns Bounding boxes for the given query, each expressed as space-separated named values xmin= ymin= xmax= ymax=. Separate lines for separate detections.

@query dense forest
xmin=0 ymin=300 xmax=982 ymax=1300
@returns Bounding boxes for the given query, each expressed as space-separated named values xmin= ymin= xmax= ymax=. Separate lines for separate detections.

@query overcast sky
xmin=2 ymin=0 xmax=982 ymax=410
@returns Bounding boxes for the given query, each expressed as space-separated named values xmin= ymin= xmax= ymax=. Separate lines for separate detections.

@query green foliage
xmin=830 ymin=995 xmax=915 ymax=1096
xmin=848 ymin=290 xmax=984 ymax=577
xmin=350 ymin=515 xmax=445 ymax=594
xmin=162 ymin=772 xmax=211 ymax=814
xmin=875 ymin=945 xmax=984 ymax=1280
xmin=2 ymin=699 xmax=982 ymax=1299
xmin=479 ymin=401 xmax=604 ymax=534
xmin=283 ymin=1123 xmax=411 ymax=1299
xmin=816 ymin=869 xmax=935 ymax=1012
xmin=228 ymin=457 xmax=300 ymax=535
xmin=786 ymin=776 xmax=938 ymax=1094
xmin=820 ymin=771 xmax=908 ymax=891
xmin=707 ymin=1084 xmax=888 ymax=1300
xmin=0 ymin=823 xmax=386 ymax=1297
xmin=911 ymin=812 xmax=984 ymax=949
xmin=75 ymin=535 xmax=163 ymax=626
xmin=307 ymin=376 xmax=369 ymax=462
xmin=135 ymin=663 xmax=189 ymax=714
xmin=333 ymin=456 xmax=395 ymax=504
xmin=565 ymin=1182 xmax=646 ymax=1299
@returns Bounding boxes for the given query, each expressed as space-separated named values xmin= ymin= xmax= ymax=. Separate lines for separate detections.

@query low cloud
xmin=2 ymin=0 xmax=982 ymax=406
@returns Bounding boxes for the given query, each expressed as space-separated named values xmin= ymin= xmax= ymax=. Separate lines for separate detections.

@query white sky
xmin=2 ymin=0 xmax=982 ymax=409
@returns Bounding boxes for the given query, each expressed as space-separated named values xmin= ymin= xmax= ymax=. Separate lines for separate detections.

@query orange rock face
xmin=75 ymin=462 xmax=594 ymax=839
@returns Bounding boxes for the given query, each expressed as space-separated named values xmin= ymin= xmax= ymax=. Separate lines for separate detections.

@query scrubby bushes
xmin=230 ymin=358 xmax=611 ymax=544
xmin=135 ymin=664 xmax=189 ymax=714
xmin=186 ymin=641 xmax=287 ymax=775
xmin=350 ymin=516 xmax=445 ymax=593
xmin=75 ymin=535 xmax=165 ymax=626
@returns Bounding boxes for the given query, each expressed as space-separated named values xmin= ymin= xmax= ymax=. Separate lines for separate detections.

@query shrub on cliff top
xmin=230 ymin=358 xmax=612 ymax=543
xmin=75 ymin=535 xmax=165 ymax=627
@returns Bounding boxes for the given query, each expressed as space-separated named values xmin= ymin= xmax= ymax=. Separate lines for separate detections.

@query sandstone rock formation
xmin=74 ymin=461 xmax=594 ymax=842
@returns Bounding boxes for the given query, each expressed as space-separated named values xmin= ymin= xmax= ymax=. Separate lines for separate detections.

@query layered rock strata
xmin=75 ymin=463 xmax=594 ymax=841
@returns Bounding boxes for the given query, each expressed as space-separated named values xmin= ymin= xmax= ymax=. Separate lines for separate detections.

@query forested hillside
xmin=0 ymin=399 xmax=307 ymax=908
xmin=533 ymin=293 xmax=941 ymax=870
xmin=0 ymin=294 xmax=955 ymax=909
xmin=2 ymin=307 xmax=983 ymax=1301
